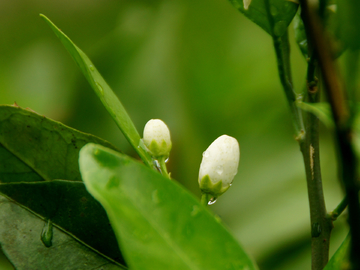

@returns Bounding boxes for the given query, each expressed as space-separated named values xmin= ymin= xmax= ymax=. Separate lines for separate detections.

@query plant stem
xmin=273 ymin=33 xmax=305 ymax=139
xmin=299 ymin=1 xmax=360 ymax=268
xmin=328 ymin=197 xmax=348 ymax=221
xmin=273 ymin=31 xmax=331 ymax=270
xmin=301 ymin=85 xmax=333 ymax=269
xmin=158 ymin=156 xmax=170 ymax=178
xmin=264 ymin=1 xmax=332 ymax=267
xmin=200 ymin=193 xmax=210 ymax=207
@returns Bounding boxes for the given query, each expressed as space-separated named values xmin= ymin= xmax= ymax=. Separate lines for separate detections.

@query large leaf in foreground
xmin=0 ymin=105 xmax=125 ymax=266
xmin=324 ymin=234 xmax=350 ymax=270
xmin=0 ymin=195 xmax=125 ymax=270
xmin=228 ymin=0 xmax=298 ymax=36
xmin=79 ymin=143 xmax=258 ymax=270
xmin=40 ymin=14 xmax=153 ymax=168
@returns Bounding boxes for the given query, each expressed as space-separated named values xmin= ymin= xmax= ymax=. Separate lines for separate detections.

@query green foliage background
xmin=0 ymin=0 xmax=349 ymax=269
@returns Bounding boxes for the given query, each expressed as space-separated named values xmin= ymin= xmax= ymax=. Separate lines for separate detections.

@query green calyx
xmin=199 ymin=175 xmax=230 ymax=198
xmin=148 ymin=139 xmax=172 ymax=158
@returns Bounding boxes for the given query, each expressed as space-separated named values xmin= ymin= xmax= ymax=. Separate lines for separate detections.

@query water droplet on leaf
xmin=270 ymin=6 xmax=278 ymax=16
xmin=152 ymin=190 xmax=160 ymax=204
xmin=41 ymin=219 xmax=53 ymax=248
xmin=95 ymin=82 xmax=104 ymax=95
xmin=191 ymin=205 xmax=200 ymax=217
xmin=89 ymin=65 xmax=95 ymax=71
xmin=273 ymin=21 xmax=287 ymax=37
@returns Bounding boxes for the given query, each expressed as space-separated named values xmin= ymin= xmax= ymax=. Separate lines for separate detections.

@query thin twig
xmin=328 ymin=197 xmax=348 ymax=221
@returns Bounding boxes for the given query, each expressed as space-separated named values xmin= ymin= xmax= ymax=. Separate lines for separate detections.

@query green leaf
xmin=0 ymin=180 xmax=125 ymax=266
xmin=296 ymin=101 xmax=334 ymax=128
xmin=0 ymin=105 xmax=126 ymax=267
xmin=324 ymin=234 xmax=350 ymax=270
xmin=0 ymin=194 xmax=125 ymax=270
xmin=79 ymin=143 xmax=258 ymax=270
xmin=228 ymin=0 xmax=298 ymax=36
xmin=338 ymin=0 xmax=360 ymax=49
xmin=40 ymin=14 xmax=153 ymax=168
xmin=0 ymin=105 xmax=117 ymax=182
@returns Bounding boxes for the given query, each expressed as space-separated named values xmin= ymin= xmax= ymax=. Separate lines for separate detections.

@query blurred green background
xmin=0 ymin=0 xmax=348 ymax=269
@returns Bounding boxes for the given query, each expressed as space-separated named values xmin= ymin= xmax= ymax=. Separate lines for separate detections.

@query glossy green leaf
xmin=296 ymin=101 xmax=334 ymax=128
xmin=79 ymin=143 xmax=258 ymax=270
xmin=0 ymin=194 xmax=125 ymax=270
xmin=324 ymin=234 xmax=350 ymax=270
xmin=0 ymin=105 xmax=117 ymax=182
xmin=0 ymin=180 xmax=124 ymax=266
xmin=0 ymin=105 xmax=126 ymax=266
xmin=40 ymin=14 xmax=153 ymax=168
xmin=228 ymin=0 xmax=298 ymax=36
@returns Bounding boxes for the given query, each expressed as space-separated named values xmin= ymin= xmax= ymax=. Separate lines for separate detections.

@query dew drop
xmin=165 ymin=157 xmax=169 ymax=163
xmin=216 ymin=165 xmax=223 ymax=175
xmin=202 ymin=151 xmax=210 ymax=158
xmin=154 ymin=159 xmax=160 ymax=169
xmin=89 ymin=65 xmax=95 ymax=71
xmin=152 ymin=190 xmax=160 ymax=204
xmin=95 ymin=82 xmax=104 ymax=95
xmin=273 ymin=21 xmax=287 ymax=37
xmin=41 ymin=219 xmax=53 ymax=248
xmin=270 ymin=6 xmax=278 ymax=16
xmin=191 ymin=205 xmax=200 ymax=217
xmin=208 ymin=197 xmax=217 ymax=205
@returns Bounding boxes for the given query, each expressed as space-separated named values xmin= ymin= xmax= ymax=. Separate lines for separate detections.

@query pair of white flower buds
xmin=143 ymin=119 xmax=240 ymax=200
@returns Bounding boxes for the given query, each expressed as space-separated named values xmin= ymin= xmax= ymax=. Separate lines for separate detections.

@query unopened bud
xmin=143 ymin=119 xmax=172 ymax=158
xmin=198 ymin=135 xmax=240 ymax=198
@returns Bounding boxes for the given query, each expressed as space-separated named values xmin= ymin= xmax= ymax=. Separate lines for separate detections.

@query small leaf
xmin=40 ymin=14 xmax=153 ymax=168
xmin=0 ymin=195 xmax=125 ymax=270
xmin=296 ymin=101 xmax=334 ymax=128
xmin=324 ymin=234 xmax=350 ymax=270
xmin=228 ymin=0 xmax=298 ymax=36
xmin=79 ymin=143 xmax=258 ymax=270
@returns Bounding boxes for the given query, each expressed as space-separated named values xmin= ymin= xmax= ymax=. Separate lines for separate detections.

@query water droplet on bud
xmin=216 ymin=165 xmax=223 ymax=175
xmin=202 ymin=151 xmax=209 ymax=158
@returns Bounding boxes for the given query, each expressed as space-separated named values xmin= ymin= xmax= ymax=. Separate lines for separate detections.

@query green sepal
xmin=148 ymin=139 xmax=172 ymax=158
xmin=199 ymin=175 xmax=230 ymax=198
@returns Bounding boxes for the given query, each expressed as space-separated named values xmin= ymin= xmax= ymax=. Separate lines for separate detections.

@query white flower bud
xmin=143 ymin=119 xmax=172 ymax=158
xmin=198 ymin=135 xmax=240 ymax=197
